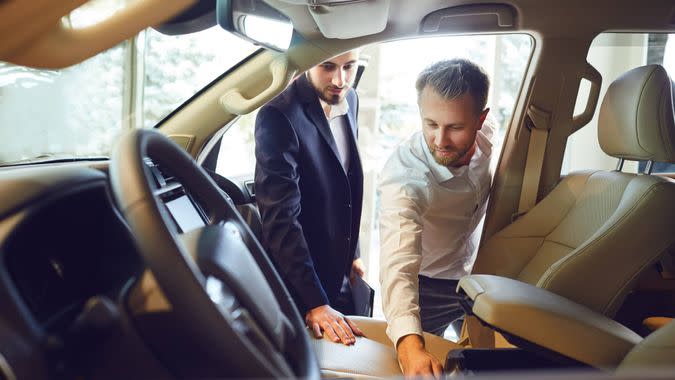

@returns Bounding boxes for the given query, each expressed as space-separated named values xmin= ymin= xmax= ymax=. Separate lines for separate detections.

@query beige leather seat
xmin=314 ymin=313 xmax=675 ymax=378
xmin=473 ymin=64 xmax=675 ymax=318
xmin=314 ymin=64 xmax=675 ymax=377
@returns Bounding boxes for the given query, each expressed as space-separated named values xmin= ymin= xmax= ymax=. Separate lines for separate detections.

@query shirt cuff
xmin=386 ymin=314 xmax=424 ymax=348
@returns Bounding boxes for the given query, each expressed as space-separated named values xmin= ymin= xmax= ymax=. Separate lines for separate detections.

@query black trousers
xmin=418 ymin=275 xmax=465 ymax=337
xmin=333 ymin=275 xmax=356 ymax=315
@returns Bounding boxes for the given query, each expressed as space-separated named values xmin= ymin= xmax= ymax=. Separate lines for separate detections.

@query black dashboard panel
xmin=2 ymin=181 xmax=143 ymax=330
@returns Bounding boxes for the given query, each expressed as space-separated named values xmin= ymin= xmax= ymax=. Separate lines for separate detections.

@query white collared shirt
xmin=320 ymin=98 xmax=350 ymax=172
xmin=378 ymin=117 xmax=496 ymax=346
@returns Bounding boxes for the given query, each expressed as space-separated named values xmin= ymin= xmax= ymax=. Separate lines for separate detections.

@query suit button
xmin=346 ymin=203 xmax=352 ymax=209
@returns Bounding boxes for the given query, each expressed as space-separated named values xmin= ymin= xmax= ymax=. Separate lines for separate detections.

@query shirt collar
xmin=319 ymin=97 xmax=349 ymax=120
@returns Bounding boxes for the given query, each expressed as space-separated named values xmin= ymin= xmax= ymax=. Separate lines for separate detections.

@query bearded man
xmin=378 ymin=58 xmax=495 ymax=378
xmin=255 ymin=50 xmax=365 ymax=346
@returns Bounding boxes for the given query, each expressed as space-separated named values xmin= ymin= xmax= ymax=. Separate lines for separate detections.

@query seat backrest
xmin=473 ymin=65 xmax=675 ymax=317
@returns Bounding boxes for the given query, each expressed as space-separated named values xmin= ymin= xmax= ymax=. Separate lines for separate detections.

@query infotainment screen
xmin=165 ymin=195 xmax=206 ymax=232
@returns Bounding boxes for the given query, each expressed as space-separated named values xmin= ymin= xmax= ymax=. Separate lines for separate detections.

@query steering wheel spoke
xmin=109 ymin=129 xmax=319 ymax=379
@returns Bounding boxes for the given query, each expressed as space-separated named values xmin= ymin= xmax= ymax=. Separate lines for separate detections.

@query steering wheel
xmin=109 ymin=129 xmax=319 ymax=378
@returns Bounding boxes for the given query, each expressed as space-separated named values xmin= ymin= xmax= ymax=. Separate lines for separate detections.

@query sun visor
xmin=279 ymin=0 xmax=390 ymax=39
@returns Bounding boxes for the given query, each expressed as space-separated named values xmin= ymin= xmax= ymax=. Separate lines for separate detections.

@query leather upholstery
xmin=474 ymin=64 xmax=675 ymax=317
xmin=312 ymin=317 xmax=461 ymax=377
xmin=458 ymin=275 xmax=643 ymax=368
xmin=618 ymin=319 xmax=675 ymax=371
xmin=598 ymin=65 xmax=675 ymax=162
xmin=474 ymin=170 xmax=675 ymax=316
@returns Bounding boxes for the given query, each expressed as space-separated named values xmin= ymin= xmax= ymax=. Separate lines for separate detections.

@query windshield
xmin=0 ymin=0 xmax=257 ymax=166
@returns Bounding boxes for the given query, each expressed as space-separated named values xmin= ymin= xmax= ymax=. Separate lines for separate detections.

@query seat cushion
xmin=618 ymin=318 xmax=675 ymax=371
xmin=311 ymin=317 xmax=461 ymax=377
xmin=473 ymin=170 xmax=675 ymax=317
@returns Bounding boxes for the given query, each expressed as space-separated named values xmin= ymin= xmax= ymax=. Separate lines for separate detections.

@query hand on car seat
xmin=397 ymin=334 xmax=443 ymax=379
xmin=306 ymin=304 xmax=364 ymax=345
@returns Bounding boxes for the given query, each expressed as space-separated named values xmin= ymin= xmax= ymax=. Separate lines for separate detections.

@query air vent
xmin=244 ymin=180 xmax=255 ymax=197
xmin=143 ymin=158 xmax=176 ymax=188
xmin=155 ymin=164 xmax=176 ymax=184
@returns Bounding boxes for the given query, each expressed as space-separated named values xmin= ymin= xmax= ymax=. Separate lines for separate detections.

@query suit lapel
xmin=296 ymin=74 xmax=343 ymax=165
xmin=345 ymin=100 xmax=361 ymax=173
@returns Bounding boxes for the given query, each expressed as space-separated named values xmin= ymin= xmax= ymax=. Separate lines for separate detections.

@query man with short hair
xmin=379 ymin=58 xmax=495 ymax=377
xmin=255 ymin=50 xmax=365 ymax=346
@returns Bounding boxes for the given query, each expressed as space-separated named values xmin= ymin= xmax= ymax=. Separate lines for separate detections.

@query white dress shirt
xmin=378 ymin=117 xmax=495 ymax=346
xmin=320 ymin=98 xmax=350 ymax=172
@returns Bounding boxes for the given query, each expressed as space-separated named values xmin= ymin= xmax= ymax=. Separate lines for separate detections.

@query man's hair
xmin=415 ymin=58 xmax=490 ymax=115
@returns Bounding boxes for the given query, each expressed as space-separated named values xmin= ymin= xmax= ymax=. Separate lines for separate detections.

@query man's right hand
xmin=396 ymin=334 xmax=443 ymax=379
xmin=305 ymin=304 xmax=364 ymax=345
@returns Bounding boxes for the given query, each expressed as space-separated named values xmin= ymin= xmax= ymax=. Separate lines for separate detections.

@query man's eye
xmin=343 ymin=64 xmax=354 ymax=70
xmin=321 ymin=64 xmax=336 ymax=70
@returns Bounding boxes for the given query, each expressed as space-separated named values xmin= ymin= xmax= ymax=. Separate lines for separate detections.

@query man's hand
xmin=397 ymin=334 xmax=443 ymax=379
xmin=305 ymin=304 xmax=364 ymax=345
xmin=350 ymin=258 xmax=366 ymax=282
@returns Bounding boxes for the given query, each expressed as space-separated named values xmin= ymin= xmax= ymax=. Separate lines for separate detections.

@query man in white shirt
xmin=379 ymin=59 xmax=494 ymax=378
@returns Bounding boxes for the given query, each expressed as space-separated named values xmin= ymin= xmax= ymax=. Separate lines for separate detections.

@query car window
xmin=0 ymin=0 xmax=257 ymax=166
xmin=562 ymin=33 xmax=675 ymax=175
xmin=212 ymin=34 xmax=534 ymax=324
xmin=215 ymin=111 xmax=258 ymax=179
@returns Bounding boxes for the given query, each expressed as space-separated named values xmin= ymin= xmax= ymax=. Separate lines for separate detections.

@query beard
xmin=307 ymin=73 xmax=346 ymax=105
xmin=318 ymin=89 xmax=342 ymax=105
xmin=426 ymin=141 xmax=469 ymax=167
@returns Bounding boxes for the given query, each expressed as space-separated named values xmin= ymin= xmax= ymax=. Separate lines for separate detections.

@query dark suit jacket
xmin=254 ymin=74 xmax=363 ymax=315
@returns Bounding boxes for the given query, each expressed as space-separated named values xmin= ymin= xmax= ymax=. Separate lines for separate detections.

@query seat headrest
xmin=598 ymin=65 xmax=675 ymax=162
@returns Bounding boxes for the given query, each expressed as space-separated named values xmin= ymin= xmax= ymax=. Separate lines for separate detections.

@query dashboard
xmin=0 ymin=166 xmax=145 ymax=379
xmin=4 ymin=183 xmax=142 ymax=329
xmin=0 ymin=160 xmax=257 ymax=379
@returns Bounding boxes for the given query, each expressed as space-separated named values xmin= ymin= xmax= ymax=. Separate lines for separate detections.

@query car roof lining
xmin=3 ymin=0 xmax=673 ymax=70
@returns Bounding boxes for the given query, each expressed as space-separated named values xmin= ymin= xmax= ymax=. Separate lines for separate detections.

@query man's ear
xmin=477 ymin=107 xmax=490 ymax=129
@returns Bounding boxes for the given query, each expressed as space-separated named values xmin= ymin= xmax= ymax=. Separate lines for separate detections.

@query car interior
xmin=1 ymin=0 xmax=675 ymax=379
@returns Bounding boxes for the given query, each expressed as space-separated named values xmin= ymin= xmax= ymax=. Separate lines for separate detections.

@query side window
xmin=562 ymin=33 xmax=675 ymax=175
xmin=0 ymin=0 xmax=257 ymax=166
xmin=214 ymin=112 xmax=258 ymax=179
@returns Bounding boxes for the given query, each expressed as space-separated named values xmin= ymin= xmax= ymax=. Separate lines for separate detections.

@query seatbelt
xmin=515 ymin=105 xmax=552 ymax=219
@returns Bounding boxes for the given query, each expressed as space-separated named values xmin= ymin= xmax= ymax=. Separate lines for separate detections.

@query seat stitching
xmin=538 ymin=181 xmax=664 ymax=294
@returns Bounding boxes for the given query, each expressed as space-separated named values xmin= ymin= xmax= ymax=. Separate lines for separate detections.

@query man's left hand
xmin=350 ymin=258 xmax=366 ymax=282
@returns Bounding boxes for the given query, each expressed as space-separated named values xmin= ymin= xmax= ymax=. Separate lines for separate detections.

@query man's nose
xmin=435 ymin=129 xmax=450 ymax=147
xmin=332 ymin=69 xmax=345 ymax=87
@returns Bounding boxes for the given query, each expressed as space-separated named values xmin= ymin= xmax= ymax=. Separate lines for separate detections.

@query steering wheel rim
xmin=109 ymin=129 xmax=319 ymax=378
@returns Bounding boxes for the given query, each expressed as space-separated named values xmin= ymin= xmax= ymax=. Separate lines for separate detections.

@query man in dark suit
xmin=254 ymin=50 xmax=365 ymax=346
